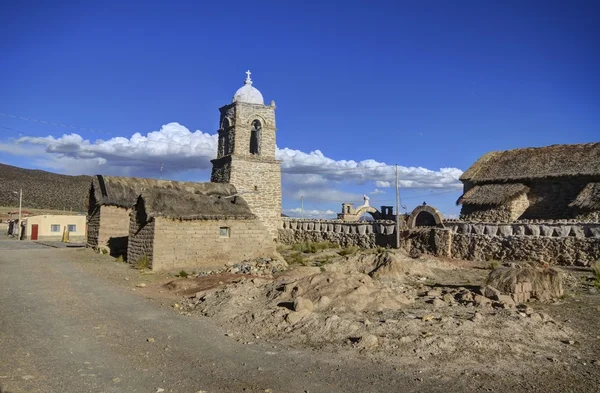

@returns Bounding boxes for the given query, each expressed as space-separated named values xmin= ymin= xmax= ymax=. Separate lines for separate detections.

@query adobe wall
xmin=96 ymin=205 xmax=130 ymax=257
xmin=151 ymin=218 xmax=276 ymax=272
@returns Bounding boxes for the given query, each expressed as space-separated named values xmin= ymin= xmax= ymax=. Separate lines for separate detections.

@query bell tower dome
xmin=211 ymin=71 xmax=282 ymax=239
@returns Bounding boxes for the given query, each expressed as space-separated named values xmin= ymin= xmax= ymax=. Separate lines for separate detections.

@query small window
xmin=219 ymin=227 xmax=230 ymax=238
xmin=51 ymin=224 xmax=60 ymax=232
xmin=68 ymin=224 xmax=77 ymax=232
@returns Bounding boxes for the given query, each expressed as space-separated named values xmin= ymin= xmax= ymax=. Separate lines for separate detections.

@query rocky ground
xmin=160 ymin=246 xmax=600 ymax=391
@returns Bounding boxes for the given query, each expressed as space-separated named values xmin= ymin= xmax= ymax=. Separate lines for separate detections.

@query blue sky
xmin=1 ymin=0 xmax=598 ymax=217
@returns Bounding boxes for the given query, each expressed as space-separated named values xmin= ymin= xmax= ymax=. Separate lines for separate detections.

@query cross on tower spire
xmin=245 ymin=70 xmax=252 ymax=84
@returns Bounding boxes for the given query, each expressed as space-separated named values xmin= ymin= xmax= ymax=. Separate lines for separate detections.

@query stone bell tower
xmin=211 ymin=71 xmax=282 ymax=239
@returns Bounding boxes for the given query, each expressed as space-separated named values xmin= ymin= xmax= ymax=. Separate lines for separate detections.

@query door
xmin=31 ymin=224 xmax=39 ymax=240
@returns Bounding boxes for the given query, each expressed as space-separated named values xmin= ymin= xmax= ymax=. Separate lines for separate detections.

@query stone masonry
xmin=280 ymin=218 xmax=600 ymax=266
xmin=211 ymin=99 xmax=281 ymax=240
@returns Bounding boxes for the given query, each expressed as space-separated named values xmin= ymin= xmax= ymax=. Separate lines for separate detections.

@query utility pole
xmin=395 ymin=165 xmax=400 ymax=249
xmin=301 ymin=196 xmax=304 ymax=219
xmin=13 ymin=189 xmax=22 ymax=240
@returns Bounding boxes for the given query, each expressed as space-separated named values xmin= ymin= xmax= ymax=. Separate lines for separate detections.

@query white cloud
xmin=370 ymin=188 xmax=386 ymax=195
xmin=284 ymin=207 xmax=337 ymax=218
xmin=8 ymin=122 xmax=463 ymax=191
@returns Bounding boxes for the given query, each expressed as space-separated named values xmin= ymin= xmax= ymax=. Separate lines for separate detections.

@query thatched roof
xmin=569 ymin=182 xmax=600 ymax=210
xmin=460 ymin=143 xmax=600 ymax=183
xmin=137 ymin=187 xmax=254 ymax=220
xmin=457 ymin=183 xmax=529 ymax=206
xmin=90 ymin=175 xmax=237 ymax=209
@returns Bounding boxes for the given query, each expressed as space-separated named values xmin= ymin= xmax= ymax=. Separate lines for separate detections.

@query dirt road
xmin=0 ymin=239 xmax=429 ymax=393
xmin=1 ymin=239 xmax=597 ymax=393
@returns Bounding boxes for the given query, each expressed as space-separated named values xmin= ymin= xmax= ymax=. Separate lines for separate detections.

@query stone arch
xmin=407 ymin=205 xmax=444 ymax=229
xmin=250 ymin=119 xmax=261 ymax=155
xmin=354 ymin=205 xmax=380 ymax=220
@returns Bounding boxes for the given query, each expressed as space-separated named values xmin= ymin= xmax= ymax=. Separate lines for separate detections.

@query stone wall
xmin=278 ymin=219 xmax=397 ymax=248
xmin=405 ymin=228 xmax=600 ymax=266
xmin=461 ymin=178 xmax=599 ymax=222
xmin=87 ymin=208 xmax=100 ymax=248
xmin=460 ymin=193 xmax=529 ymax=223
xmin=444 ymin=220 xmax=600 ymax=238
xmin=127 ymin=212 xmax=155 ymax=267
xmin=522 ymin=178 xmax=591 ymax=220
xmin=281 ymin=218 xmax=600 ymax=266
xmin=151 ymin=218 xmax=276 ymax=272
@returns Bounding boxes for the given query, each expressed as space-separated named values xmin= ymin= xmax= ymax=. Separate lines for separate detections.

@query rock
xmin=286 ymin=309 xmax=311 ymax=325
xmin=431 ymin=298 xmax=445 ymax=308
xmin=530 ymin=313 xmax=543 ymax=322
xmin=317 ymin=296 xmax=331 ymax=309
xmin=457 ymin=291 xmax=474 ymax=303
xmin=293 ymin=297 xmax=314 ymax=312
xmin=422 ymin=315 xmax=435 ymax=322
xmin=497 ymin=295 xmax=515 ymax=307
xmin=398 ymin=336 xmax=413 ymax=344
xmin=136 ymin=283 xmax=147 ymax=288
xmin=471 ymin=312 xmax=484 ymax=322
xmin=21 ymin=375 xmax=35 ymax=380
xmin=517 ymin=304 xmax=534 ymax=315
xmin=427 ymin=289 xmax=442 ymax=297
xmin=482 ymin=286 xmax=501 ymax=300
xmin=539 ymin=312 xmax=553 ymax=322
xmin=473 ymin=295 xmax=492 ymax=307
xmin=147 ymin=337 xmax=155 ymax=343
xmin=156 ymin=388 xmax=165 ymax=393
xmin=359 ymin=334 xmax=379 ymax=349
xmin=442 ymin=293 xmax=455 ymax=303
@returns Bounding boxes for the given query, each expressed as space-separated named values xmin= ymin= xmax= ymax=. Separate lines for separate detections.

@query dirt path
xmin=0 ymin=240 xmax=429 ymax=393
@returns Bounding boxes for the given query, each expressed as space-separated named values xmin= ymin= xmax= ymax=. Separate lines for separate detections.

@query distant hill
xmin=0 ymin=163 xmax=92 ymax=212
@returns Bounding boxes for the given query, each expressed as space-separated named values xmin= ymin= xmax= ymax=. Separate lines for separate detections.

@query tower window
xmin=250 ymin=120 xmax=261 ymax=155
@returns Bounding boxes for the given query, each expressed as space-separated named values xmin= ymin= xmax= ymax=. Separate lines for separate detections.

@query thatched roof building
xmin=128 ymin=187 xmax=274 ymax=272
xmin=87 ymin=175 xmax=241 ymax=256
xmin=458 ymin=143 xmax=600 ymax=222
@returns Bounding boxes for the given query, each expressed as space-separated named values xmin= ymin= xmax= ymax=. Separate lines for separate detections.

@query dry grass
xmin=486 ymin=264 xmax=564 ymax=302
xmin=291 ymin=241 xmax=337 ymax=254
xmin=134 ymin=256 xmax=150 ymax=270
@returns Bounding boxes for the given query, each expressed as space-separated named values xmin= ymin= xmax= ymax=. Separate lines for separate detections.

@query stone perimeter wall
xmin=279 ymin=218 xmax=600 ymax=265
xmin=278 ymin=219 xmax=397 ymax=248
